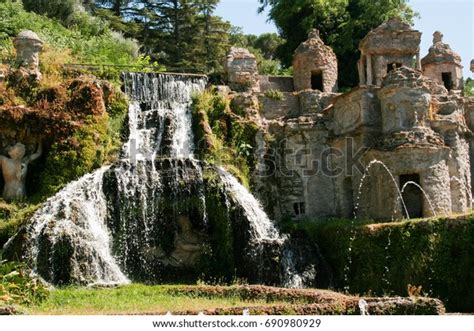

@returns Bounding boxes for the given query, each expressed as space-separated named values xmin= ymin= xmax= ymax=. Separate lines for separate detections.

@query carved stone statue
xmin=433 ymin=31 xmax=443 ymax=44
xmin=12 ymin=30 xmax=44 ymax=81
xmin=168 ymin=215 xmax=204 ymax=267
xmin=0 ymin=142 xmax=42 ymax=202
xmin=13 ymin=31 xmax=43 ymax=70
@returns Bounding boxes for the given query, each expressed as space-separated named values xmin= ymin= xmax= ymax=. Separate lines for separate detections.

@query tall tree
xmin=90 ymin=0 xmax=231 ymax=72
xmin=258 ymin=0 xmax=416 ymax=88
xmin=94 ymin=0 xmax=134 ymax=16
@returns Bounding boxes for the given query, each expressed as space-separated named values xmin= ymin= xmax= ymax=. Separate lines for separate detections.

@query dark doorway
xmin=442 ymin=72 xmax=453 ymax=91
xmin=293 ymin=202 xmax=306 ymax=216
xmin=311 ymin=71 xmax=323 ymax=91
xmin=399 ymin=174 xmax=423 ymax=218
xmin=387 ymin=62 xmax=402 ymax=73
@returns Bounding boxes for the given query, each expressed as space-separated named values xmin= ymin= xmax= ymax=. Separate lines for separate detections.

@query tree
xmin=22 ymin=0 xmax=82 ymax=22
xmin=253 ymin=33 xmax=284 ymax=60
xmin=258 ymin=0 xmax=416 ymax=88
xmin=94 ymin=0 xmax=135 ymax=16
xmin=465 ymin=78 xmax=474 ymax=97
xmin=91 ymin=0 xmax=231 ymax=73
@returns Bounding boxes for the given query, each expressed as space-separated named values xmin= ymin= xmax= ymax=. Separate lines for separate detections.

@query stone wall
xmin=268 ymin=117 xmax=337 ymax=219
xmin=224 ymin=47 xmax=259 ymax=92
xmin=258 ymin=76 xmax=294 ymax=92
xmin=358 ymin=147 xmax=452 ymax=220
xmin=423 ymin=63 xmax=464 ymax=91
xmin=331 ymin=87 xmax=381 ymax=136
xmin=259 ymin=93 xmax=300 ymax=120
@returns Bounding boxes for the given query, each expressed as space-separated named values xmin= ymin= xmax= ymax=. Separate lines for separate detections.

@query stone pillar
xmin=416 ymin=53 xmax=421 ymax=70
xmin=366 ymin=54 xmax=373 ymax=86
xmin=358 ymin=58 xmax=366 ymax=86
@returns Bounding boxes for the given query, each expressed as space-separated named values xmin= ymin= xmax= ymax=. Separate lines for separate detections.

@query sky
xmin=215 ymin=0 xmax=474 ymax=78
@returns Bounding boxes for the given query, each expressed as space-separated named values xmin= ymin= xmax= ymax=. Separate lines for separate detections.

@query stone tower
xmin=224 ymin=47 xmax=259 ymax=92
xmin=358 ymin=19 xmax=421 ymax=87
xmin=422 ymin=31 xmax=464 ymax=91
xmin=292 ymin=29 xmax=338 ymax=92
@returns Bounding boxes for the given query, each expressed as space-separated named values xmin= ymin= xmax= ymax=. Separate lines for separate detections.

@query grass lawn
xmin=26 ymin=284 xmax=275 ymax=315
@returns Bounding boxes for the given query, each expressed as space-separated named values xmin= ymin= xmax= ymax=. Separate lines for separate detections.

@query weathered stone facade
xmin=224 ymin=47 xmax=259 ymax=92
xmin=358 ymin=19 xmax=421 ymax=87
xmin=421 ymin=31 xmax=464 ymax=91
xmin=224 ymin=19 xmax=472 ymax=221
xmin=292 ymin=30 xmax=338 ymax=92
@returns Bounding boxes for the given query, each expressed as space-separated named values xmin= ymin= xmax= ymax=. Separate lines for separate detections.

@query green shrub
xmin=264 ymin=89 xmax=285 ymax=101
xmin=0 ymin=259 xmax=49 ymax=306
xmin=0 ymin=202 xmax=40 ymax=247
xmin=191 ymin=90 xmax=259 ymax=188
xmin=0 ymin=0 xmax=142 ymax=69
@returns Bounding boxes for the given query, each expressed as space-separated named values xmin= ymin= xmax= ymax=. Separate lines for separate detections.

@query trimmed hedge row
xmin=290 ymin=214 xmax=474 ymax=312
xmin=166 ymin=285 xmax=445 ymax=315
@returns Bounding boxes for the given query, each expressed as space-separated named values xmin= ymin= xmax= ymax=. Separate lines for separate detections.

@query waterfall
xmin=22 ymin=168 xmax=128 ymax=285
xmin=216 ymin=167 xmax=280 ymax=241
xmin=7 ymin=72 xmax=320 ymax=287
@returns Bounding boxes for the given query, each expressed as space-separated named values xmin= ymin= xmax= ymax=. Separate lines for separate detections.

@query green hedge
xmin=283 ymin=215 xmax=474 ymax=312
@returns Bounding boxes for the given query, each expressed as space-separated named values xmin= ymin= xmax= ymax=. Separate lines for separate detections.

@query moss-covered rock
xmin=191 ymin=89 xmax=260 ymax=188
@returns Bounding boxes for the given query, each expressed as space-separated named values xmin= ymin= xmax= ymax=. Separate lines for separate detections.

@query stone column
xmin=416 ymin=53 xmax=422 ymax=70
xmin=366 ymin=54 xmax=373 ymax=86
xmin=358 ymin=58 xmax=366 ymax=86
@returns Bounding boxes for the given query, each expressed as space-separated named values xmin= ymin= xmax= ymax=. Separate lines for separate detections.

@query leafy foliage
xmin=258 ymin=0 xmax=417 ymax=87
xmin=191 ymin=90 xmax=259 ymax=187
xmin=230 ymin=28 xmax=288 ymax=75
xmin=465 ymin=78 xmax=474 ymax=97
xmin=93 ymin=0 xmax=231 ymax=73
xmin=0 ymin=0 xmax=141 ymax=68
xmin=0 ymin=260 xmax=49 ymax=306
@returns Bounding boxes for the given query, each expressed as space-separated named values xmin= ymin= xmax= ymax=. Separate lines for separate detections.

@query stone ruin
xmin=293 ymin=29 xmax=338 ymax=92
xmin=223 ymin=18 xmax=473 ymax=221
xmin=358 ymin=19 xmax=421 ymax=87
xmin=422 ymin=31 xmax=464 ymax=92
xmin=224 ymin=47 xmax=259 ymax=92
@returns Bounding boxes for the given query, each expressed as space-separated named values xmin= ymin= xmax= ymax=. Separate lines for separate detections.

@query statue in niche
xmin=0 ymin=142 xmax=42 ymax=202
xmin=168 ymin=215 xmax=204 ymax=267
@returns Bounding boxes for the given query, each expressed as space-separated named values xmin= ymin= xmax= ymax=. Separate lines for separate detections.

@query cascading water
xmin=20 ymin=168 xmax=129 ymax=285
xmin=7 ymin=72 xmax=320 ymax=286
xmin=216 ymin=167 xmax=280 ymax=241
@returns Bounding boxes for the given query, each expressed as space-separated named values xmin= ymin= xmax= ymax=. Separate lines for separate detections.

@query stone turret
xmin=358 ymin=19 xmax=421 ymax=87
xmin=292 ymin=29 xmax=338 ymax=92
xmin=224 ymin=47 xmax=259 ymax=92
xmin=422 ymin=31 xmax=463 ymax=91
xmin=470 ymin=59 xmax=474 ymax=73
